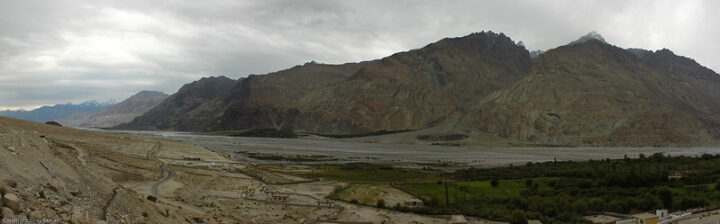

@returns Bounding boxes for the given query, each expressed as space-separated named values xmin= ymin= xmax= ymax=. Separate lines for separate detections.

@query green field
xmin=302 ymin=167 xmax=446 ymax=183
xmin=399 ymin=180 xmax=529 ymax=203
xmin=298 ymin=163 xmax=448 ymax=183
xmin=332 ymin=184 xmax=395 ymax=205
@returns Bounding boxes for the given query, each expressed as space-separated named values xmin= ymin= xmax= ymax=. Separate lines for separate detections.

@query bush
xmin=147 ymin=195 xmax=158 ymax=202
xmin=377 ymin=199 xmax=386 ymax=208
xmin=572 ymin=200 xmax=588 ymax=214
xmin=332 ymin=185 xmax=345 ymax=195
xmin=490 ymin=179 xmax=499 ymax=187
xmin=509 ymin=209 xmax=528 ymax=224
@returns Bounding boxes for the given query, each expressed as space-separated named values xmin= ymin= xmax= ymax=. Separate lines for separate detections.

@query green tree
xmin=572 ymin=200 xmax=588 ymax=215
xmin=509 ymin=209 xmax=528 ymax=224
xmin=658 ymin=187 xmax=673 ymax=209
xmin=651 ymin=152 xmax=664 ymax=161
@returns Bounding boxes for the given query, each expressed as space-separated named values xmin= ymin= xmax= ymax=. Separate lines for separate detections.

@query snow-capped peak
xmin=569 ymin=31 xmax=607 ymax=45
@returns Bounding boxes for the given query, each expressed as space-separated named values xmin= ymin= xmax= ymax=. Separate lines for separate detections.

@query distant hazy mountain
xmin=118 ymin=31 xmax=720 ymax=147
xmin=0 ymin=101 xmax=112 ymax=123
xmin=57 ymin=91 xmax=168 ymax=128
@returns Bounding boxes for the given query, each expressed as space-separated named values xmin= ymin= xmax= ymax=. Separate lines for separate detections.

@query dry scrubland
xmin=0 ymin=116 xmax=498 ymax=223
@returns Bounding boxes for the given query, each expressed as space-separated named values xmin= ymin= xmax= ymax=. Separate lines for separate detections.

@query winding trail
xmin=148 ymin=142 xmax=173 ymax=197
xmin=152 ymin=163 xmax=174 ymax=196
xmin=145 ymin=141 xmax=205 ymax=214
xmin=102 ymin=187 xmax=122 ymax=220
xmin=53 ymin=140 xmax=87 ymax=166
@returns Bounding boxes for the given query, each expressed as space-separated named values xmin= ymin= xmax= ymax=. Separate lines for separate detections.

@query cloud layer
xmin=1 ymin=0 xmax=718 ymax=109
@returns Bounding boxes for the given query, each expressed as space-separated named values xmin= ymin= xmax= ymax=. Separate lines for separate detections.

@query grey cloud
xmin=0 ymin=0 xmax=718 ymax=109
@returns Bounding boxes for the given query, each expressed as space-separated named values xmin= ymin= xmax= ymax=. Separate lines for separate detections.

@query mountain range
xmin=57 ymin=91 xmax=168 ymax=128
xmin=117 ymin=31 xmax=720 ymax=147
xmin=0 ymin=101 xmax=112 ymax=123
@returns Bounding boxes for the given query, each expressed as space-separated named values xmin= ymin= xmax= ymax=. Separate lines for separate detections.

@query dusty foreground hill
xmin=118 ymin=31 xmax=720 ymax=147
xmin=0 ymin=116 xmax=479 ymax=224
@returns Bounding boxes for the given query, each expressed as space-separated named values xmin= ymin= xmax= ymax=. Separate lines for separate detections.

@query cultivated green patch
xmin=299 ymin=163 xmax=447 ymax=183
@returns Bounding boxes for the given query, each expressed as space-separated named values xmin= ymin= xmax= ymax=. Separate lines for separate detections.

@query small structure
xmin=317 ymin=200 xmax=335 ymax=207
xmin=615 ymin=219 xmax=637 ymax=224
xmin=260 ymin=186 xmax=279 ymax=195
xmin=271 ymin=193 xmax=289 ymax=202
xmin=668 ymin=174 xmax=682 ymax=180
xmin=448 ymin=215 xmax=468 ymax=224
xmin=655 ymin=209 xmax=668 ymax=220
xmin=632 ymin=213 xmax=659 ymax=224
xmin=404 ymin=199 xmax=423 ymax=207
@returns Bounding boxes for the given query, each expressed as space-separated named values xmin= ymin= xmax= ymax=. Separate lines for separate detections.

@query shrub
xmin=509 ymin=209 xmax=528 ymax=224
xmin=572 ymin=200 xmax=588 ymax=214
xmin=376 ymin=199 xmax=386 ymax=208
xmin=490 ymin=179 xmax=499 ymax=187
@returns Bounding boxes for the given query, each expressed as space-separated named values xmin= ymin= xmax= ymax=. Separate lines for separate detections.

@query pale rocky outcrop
xmin=3 ymin=193 xmax=21 ymax=213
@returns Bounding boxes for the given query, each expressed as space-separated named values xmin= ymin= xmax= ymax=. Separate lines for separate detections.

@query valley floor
xmin=111 ymin=130 xmax=720 ymax=169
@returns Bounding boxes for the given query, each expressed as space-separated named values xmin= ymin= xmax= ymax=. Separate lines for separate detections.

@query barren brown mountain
xmin=116 ymin=77 xmax=238 ymax=131
xmin=121 ymin=32 xmax=531 ymax=133
xmin=463 ymin=39 xmax=720 ymax=147
xmin=118 ymin=32 xmax=720 ymax=147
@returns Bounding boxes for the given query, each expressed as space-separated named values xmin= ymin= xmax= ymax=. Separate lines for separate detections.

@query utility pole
xmin=444 ymin=181 xmax=450 ymax=208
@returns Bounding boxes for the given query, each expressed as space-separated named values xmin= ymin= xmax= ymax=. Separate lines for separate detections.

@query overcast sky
xmin=1 ymin=0 xmax=718 ymax=110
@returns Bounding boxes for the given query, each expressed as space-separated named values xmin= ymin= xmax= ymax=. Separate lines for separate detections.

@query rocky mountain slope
xmin=0 ymin=101 xmax=111 ymax=123
xmin=463 ymin=38 xmax=720 ymax=146
xmin=118 ymin=31 xmax=720 ymax=146
xmin=115 ymin=77 xmax=239 ymax=130
xmin=57 ymin=91 xmax=168 ymax=128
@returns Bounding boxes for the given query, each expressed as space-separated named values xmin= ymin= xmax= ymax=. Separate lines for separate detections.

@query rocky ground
xmin=0 ymin=116 xmax=504 ymax=223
